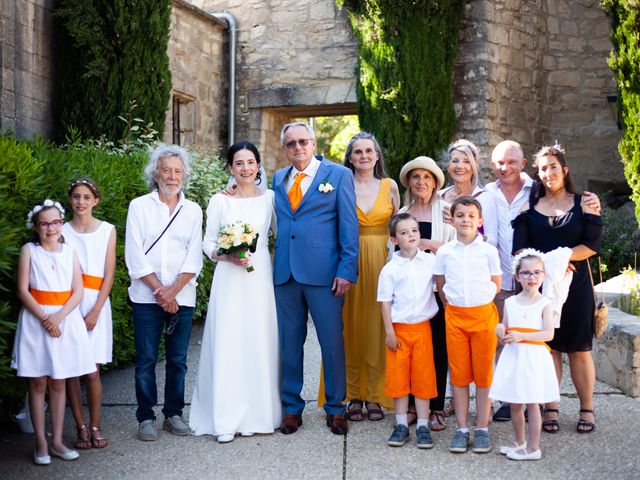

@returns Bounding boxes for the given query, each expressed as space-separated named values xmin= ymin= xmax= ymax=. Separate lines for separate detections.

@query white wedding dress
xmin=190 ymin=190 xmax=281 ymax=436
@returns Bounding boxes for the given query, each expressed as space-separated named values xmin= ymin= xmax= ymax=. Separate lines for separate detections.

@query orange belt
xmin=508 ymin=327 xmax=550 ymax=351
xmin=82 ymin=274 xmax=104 ymax=290
xmin=30 ymin=288 xmax=72 ymax=306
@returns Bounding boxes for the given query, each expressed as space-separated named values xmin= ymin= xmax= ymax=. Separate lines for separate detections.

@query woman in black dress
xmin=512 ymin=144 xmax=602 ymax=434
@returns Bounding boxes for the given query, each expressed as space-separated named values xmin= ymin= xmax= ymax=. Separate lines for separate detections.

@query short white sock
xmin=457 ymin=427 xmax=469 ymax=434
xmin=395 ymin=414 xmax=408 ymax=426
xmin=417 ymin=419 xmax=429 ymax=428
xmin=475 ymin=427 xmax=488 ymax=432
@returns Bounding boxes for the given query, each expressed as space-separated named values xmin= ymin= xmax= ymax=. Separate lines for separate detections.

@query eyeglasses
xmin=284 ymin=138 xmax=313 ymax=150
xmin=38 ymin=220 xmax=63 ymax=229
xmin=518 ymin=270 xmax=545 ymax=279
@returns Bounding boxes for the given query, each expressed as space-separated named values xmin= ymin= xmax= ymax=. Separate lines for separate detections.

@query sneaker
xmin=137 ymin=419 xmax=159 ymax=441
xmin=493 ymin=402 xmax=511 ymax=422
xmin=217 ymin=434 xmax=235 ymax=443
xmin=499 ymin=441 xmax=527 ymax=455
xmin=448 ymin=430 xmax=469 ymax=453
xmin=387 ymin=424 xmax=410 ymax=447
xmin=163 ymin=415 xmax=189 ymax=436
xmin=416 ymin=426 xmax=434 ymax=449
xmin=472 ymin=429 xmax=492 ymax=453
xmin=507 ymin=448 xmax=542 ymax=461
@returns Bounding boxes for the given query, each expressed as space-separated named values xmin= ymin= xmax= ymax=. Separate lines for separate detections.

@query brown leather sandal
xmin=90 ymin=426 xmax=109 ymax=448
xmin=346 ymin=400 xmax=365 ymax=422
xmin=74 ymin=424 xmax=92 ymax=450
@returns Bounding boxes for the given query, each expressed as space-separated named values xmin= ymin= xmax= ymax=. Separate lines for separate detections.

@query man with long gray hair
xmin=125 ymin=144 xmax=203 ymax=441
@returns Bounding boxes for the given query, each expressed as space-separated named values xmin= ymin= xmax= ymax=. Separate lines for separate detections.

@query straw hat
xmin=398 ymin=156 xmax=445 ymax=190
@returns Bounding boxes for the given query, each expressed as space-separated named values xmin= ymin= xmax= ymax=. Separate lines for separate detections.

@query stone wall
xmin=0 ymin=0 xmax=57 ymax=139
xmin=164 ymin=1 xmax=226 ymax=152
xmin=191 ymin=0 xmax=358 ymax=169
xmin=454 ymin=0 xmax=624 ymax=191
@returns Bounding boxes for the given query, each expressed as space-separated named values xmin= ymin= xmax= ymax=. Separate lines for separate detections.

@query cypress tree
xmin=55 ymin=0 xmax=172 ymax=141
xmin=601 ymin=0 xmax=640 ymax=224
xmin=339 ymin=0 xmax=465 ymax=180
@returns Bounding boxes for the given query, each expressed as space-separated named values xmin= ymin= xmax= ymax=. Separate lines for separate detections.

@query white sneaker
xmin=217 ymin=433 xmax=235 ymax=443
xmin=507 ymin=448 xmax=542 ymax=461
xmin=499 ymin=441 xmax=526 ymax=455
xmin=240 ymin=432 xmax=255 ymax=437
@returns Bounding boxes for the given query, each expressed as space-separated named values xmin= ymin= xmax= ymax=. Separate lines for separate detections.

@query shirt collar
xmin=452 ymin=233 xmax=484 ymax=247
xmin=290 ymin=156 xmax=321 ymax=179
xmin=150 ymin=190 xmax=185 ymax=207
xmin=392 ymin=249 xmax=425 ymax=264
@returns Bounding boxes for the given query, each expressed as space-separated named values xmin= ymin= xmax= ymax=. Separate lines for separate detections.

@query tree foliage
xmin=601 ymin=0 xmax=640 ymax=224
xmin=339 ymin=0 xmax=465 ymax=179
xmin=55 ymin=0 xmax=172 ymax=141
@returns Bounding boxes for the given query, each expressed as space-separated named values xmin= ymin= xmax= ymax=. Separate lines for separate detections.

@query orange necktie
xmin=288 ymin=172 xmax=306 ymax=212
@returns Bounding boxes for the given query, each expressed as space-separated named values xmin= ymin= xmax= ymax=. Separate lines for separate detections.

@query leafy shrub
xmin=598 ymin=204 xmax=640 ymax=281
xmin=601 ymin=1 xmax=640 ymax=224
xmin=339 ymin=0 xmax=465 ymax=180
xmin=55 ymin=1 xmax=172 ymax=141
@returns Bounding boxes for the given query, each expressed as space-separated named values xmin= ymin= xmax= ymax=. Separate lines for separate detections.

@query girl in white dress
xmin=12 ymin=200 xmax=96 ymax=465
xmin=490 ymin=249 xmax=559 ymax=461
xmin=190 ymin=141 xmax=281 ymax=443
xmin=63 ymin=178 xmax=116 ymax=450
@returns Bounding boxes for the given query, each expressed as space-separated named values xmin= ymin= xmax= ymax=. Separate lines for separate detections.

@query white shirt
xmin=485 ymin=173 xmax=533 ymax=290
xmin=125 ymin=191 xmax=203 ymax=306
xmin=377 ymin=250 xmax=439 ymax=324
xmin=284 ymin=157 xmax=321 ymax=196
xmin=434 ymin=235 xmax=502 ymax=307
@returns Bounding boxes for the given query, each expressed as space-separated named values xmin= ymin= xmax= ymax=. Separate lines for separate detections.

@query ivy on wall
xmin=339 ymin=0 xmax=465 ymax=179
xmin=55 ymin=0 xmax=172 ymax=141
xmin=601 ymin=1 xmax=640 ymax=224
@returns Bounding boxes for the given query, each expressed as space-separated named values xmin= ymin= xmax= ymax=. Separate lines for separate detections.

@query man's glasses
xmin=284 ymin=138 xmax=313 ymax=150
xmin=518 ymin=270 xmax=545 ymax=279
xmin=38 ymin=220 xmax=63 ymax=229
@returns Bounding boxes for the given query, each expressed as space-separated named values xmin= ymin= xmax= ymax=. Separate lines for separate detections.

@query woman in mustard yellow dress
xmin=318 ymin=132 xmax=399 ymax=421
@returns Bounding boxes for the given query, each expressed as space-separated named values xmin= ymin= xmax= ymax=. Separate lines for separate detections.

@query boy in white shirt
xmin=434 ymin=197 xmax=501 ymax=454
xmin=377 ymin=213 xmax=439 ymax=449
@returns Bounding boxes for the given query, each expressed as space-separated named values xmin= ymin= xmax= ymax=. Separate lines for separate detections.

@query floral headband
xmin=26 ymin=199 xmax=65 ymax=229
xmin=512 ymin=248 xmax=545 ymax=275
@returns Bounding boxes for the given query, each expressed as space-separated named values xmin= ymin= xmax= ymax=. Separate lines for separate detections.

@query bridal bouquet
xmin=216 ymin=221 xmax=259 ymax=272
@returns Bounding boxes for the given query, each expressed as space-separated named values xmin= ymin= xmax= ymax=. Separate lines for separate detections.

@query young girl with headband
xmin=63 ymin=178 xmax=116 ymax=450
xmin=489 ymin=249 xmax=559 ymax=460
xmin=12 ymin=199 xmax=95 ymax=465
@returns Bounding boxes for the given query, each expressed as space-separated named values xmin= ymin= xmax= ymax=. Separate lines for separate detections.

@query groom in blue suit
xmin=273 ymin=122 xmax=359 ymax=436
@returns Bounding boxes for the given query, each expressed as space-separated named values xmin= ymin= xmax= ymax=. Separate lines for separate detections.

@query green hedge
xmin=339 ymin=0 xmax=465 ymax=180
xmin=0 ymin=135 xmax=227 ymax=414
xmin=601 ymin=1 xmax=640 ymax=224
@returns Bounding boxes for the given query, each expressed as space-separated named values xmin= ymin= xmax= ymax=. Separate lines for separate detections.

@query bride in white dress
xmin=190 ymin=141 xmax=281 ymax=443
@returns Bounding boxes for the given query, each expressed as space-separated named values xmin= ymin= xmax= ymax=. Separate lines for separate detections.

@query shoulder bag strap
xmin=144 ymin=205 xmax=183 ymax=255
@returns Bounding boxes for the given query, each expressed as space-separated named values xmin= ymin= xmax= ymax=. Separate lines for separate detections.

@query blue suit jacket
xmin=273 ymin=157 xmax=359 ymax=286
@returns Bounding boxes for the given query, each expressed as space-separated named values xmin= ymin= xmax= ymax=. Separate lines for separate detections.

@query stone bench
xmin=592 ymin=275 xmax=640 ymax=397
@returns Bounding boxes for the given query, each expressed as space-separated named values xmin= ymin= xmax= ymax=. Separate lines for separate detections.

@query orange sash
xmin=82 ymin=273 xmax=104 ymax=290
xmin=30 ymin=288 xmax=72 ymax=306
xmin=508 ymin=327 xmax=550 ymax=351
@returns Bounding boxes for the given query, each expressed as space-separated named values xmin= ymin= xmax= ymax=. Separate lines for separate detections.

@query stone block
xmin=548 ymin=70 xmax=581 ymax=87
xmin=590 ymin=37 xmax=614 ymax=53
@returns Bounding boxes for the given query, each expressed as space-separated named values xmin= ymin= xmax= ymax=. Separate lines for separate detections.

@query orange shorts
xmin=384 ymin=322 xmax=437 ymax=399
xmin=445 ymin=303 xmax=498 ymax=388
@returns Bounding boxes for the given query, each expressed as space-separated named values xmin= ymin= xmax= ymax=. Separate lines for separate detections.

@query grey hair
xmin=446 ymin=139 xmax=481 ymax=188
xmin=144 ymin=144 xmax=192 ymax=191
xmin=280 ymin=122 xmax=316 ymax=144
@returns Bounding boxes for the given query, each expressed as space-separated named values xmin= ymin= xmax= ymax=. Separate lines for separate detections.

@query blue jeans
xmin=132 ymin=302 xmax=193 ymax=423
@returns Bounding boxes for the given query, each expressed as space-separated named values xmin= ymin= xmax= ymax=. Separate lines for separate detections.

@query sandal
xmin=74 ymin=424 xmax=92 ymax=450
xmin=429 ymin=410 xmax=446 ymax=431
xmin=346 ymin=400 xmax=365 ymax=422
xmin=90 ymin=426 xmax=109 ymax=448
xmin=576 ymin=408 xmax=595 ymax=434
xmin=443 ymin=399 xmax=455 ymax=417
xmin=542 ymin=408 xmax=560 ymax=434
xmin=365 ymin=402 xmax=384 ymax=421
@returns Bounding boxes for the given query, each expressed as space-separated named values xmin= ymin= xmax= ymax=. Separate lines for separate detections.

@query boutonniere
xmin=318 ymin=179 xmax=334 ymax=193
